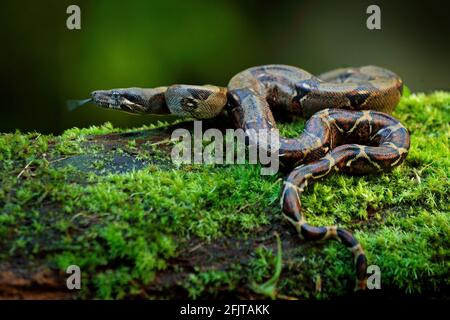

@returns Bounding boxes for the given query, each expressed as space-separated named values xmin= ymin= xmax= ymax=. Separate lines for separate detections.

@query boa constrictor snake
xmin=90 ymin=65 xmax=410 ymax=290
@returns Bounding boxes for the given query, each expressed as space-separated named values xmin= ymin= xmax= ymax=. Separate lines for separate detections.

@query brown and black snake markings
xmin=90 ymin=64 xmax=410 ymax=291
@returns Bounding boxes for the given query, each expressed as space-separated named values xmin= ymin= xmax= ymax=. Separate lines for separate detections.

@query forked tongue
xmin=66 ymin=98 xmax=92 ymax=112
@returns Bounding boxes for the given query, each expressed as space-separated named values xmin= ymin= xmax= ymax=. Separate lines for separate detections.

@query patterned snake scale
xmin=91 ymin=64 xmax=410 ymax=290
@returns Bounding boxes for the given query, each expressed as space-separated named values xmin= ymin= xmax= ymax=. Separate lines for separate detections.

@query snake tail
xmin=280 ymin=108 xmax=410 ymax=290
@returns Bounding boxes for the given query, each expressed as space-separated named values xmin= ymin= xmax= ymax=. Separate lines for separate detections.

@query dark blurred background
xmin=0 ymin=0 xmax=449 ymax=134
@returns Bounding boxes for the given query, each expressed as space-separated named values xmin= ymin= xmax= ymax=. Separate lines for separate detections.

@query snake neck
xmin=165 ymin=85 xmax=228 ymax=119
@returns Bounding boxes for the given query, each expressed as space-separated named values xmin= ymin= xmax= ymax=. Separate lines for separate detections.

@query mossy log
xmin=0 ymin=92 xmax=449 ymax=299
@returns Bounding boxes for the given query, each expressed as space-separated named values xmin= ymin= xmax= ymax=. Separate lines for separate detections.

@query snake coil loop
xmin=91 ymin=64 xmax=410 ymax=291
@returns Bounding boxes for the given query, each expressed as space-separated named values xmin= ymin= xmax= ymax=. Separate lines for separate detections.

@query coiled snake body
xmin=91 ymin=65 xmax=410 ymax=290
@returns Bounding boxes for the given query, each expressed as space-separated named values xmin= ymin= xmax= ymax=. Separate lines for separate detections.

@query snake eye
xmin=111 ymin=91 xmax=120 ymax=100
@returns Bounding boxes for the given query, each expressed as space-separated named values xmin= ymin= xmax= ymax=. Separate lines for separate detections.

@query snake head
xmin=90 ymin=87 xmax=169 ymax=114
xmin=91 ymin=88 xmax=150 ymax=114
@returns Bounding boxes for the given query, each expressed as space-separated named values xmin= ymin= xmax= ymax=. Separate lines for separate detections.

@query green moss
xmin=0 ymin=92 xmax=448 ymax=299
xmin=249 ymin=233 xmax=282 ymax=299
xmin=183 ymin=267 xmax=242 ymax=299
